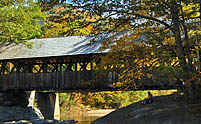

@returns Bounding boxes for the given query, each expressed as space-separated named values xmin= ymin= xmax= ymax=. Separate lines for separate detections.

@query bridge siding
xmin=0 ymin=71 xmax=95 ymax=91
xmin=0 ymin=71 xmax=179 ymax=91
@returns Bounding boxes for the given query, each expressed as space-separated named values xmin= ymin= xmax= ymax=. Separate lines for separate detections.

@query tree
xmin=0 ymin=0 xmax=45 ymax=46
xmin=71 ymin=0 xmax=201 ymax=102
xmin=40 ymin=4 xmax=93 ymax=38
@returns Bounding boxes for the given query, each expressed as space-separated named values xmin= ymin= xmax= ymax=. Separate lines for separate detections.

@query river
xmin=61 ymin=109 xmax=115 ymax=124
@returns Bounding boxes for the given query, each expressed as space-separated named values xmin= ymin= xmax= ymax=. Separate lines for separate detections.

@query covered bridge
xmin=0 ymin=35 xmax=111 ymax=91
xmin=0 ymin=35 xmax=179 ymax=91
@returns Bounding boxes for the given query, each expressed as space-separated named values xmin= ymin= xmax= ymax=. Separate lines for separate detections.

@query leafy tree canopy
xmin=0 ymin=0 xmax=45 ymax=45
xmin=40 ymin=4 xmax=93 ymax=38
xmin=70 ymin=0 xmax=201 ymax=100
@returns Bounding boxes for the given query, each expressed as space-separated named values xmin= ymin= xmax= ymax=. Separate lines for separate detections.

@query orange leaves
xmin=54 ymin=6 xmax=65 ymax=13
xmin=186 ymin=73 xmax=201 ymax=85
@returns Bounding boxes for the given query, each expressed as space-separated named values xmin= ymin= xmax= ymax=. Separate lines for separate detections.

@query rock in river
xmin=0 ymin=106 xmax=44 ymax=122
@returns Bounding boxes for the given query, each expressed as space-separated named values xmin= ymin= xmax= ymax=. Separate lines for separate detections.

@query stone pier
xmin=36 ymin=92 xmax=60 ymax=120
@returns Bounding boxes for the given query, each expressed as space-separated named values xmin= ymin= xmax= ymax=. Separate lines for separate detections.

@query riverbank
xmin=92 ymin=94 xmax=201 ymax=124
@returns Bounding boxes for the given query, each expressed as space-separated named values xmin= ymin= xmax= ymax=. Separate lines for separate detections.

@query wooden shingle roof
xmin=0 ymin=35 xmax=109 ymax=60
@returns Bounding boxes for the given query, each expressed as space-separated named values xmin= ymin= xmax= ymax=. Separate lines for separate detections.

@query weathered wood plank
xmin=44 ymin=73 xmax=48 ymax=89
xmin=0 ymin=71 xmax=96 ymax=91
xmin=64 ymin=71 xmax=69 ymax=89
xmin=69 ymin=71 xmax=73 ymax=89
xmin=0 ymin=70 xmax=178 ymax=91
xmin=60 ymin=72 xmax=64 ymax=90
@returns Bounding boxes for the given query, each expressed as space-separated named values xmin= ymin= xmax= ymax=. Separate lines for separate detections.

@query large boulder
xmin=0 ymin=92 xmax=31 ymax=107
xmin=0 ymin=106 xmax=44 ymax=122
xmin=92 ymin=95 xmax=201 ymax=124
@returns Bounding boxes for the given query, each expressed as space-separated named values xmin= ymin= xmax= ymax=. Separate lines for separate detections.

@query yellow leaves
xmin=41 ymin=20 xmax=92 ymax=38
xmin=189 ymin=30 xmax=201 ymax=35
xmin=148 ymin=90 xmax=177 ymax=97
xmin=139 ymin=10 xmax=149 ymax=16
xmin=41 ymin=21 xmax=63 ymax=38
xmin=41 ymin=6 xmax=95 ymax=38
xmin=182 ymin=2 xmax=200 ymax=18
xmin=33 ymin=65 xmax=41 ymax=73
xmin=145 ymin=26 xmax=152 ymax=32
xmin=141 ymin=2 xmax=150 ymax=9
xmin=114 ymin=82 xmax=123 ymax=87
xmin=163 ymin=37 xmax=175 ymax=45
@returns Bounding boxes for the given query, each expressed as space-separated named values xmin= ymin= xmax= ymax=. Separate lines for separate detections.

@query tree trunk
xmin=170 ymin=2 xmax=198 ymax=102
xmin=170 ymin=3 xmax=186 ymax=67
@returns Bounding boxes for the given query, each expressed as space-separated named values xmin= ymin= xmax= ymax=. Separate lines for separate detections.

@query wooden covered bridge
xmin=0 ymin=35 xmax=179 ymax=92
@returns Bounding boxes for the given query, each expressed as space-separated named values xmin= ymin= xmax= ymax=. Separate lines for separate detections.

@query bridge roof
xmin=0 ymin=35 xmax=109 ymax=61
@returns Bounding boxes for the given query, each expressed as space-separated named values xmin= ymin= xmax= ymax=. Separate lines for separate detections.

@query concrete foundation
xmin=36 ymin=92 xmax=60 ymax=120
xmin=28 ymin=91 xmax=36 ymax=107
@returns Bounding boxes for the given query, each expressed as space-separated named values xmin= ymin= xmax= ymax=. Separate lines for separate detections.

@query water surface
xmin=61 ymin=110 xmax=114 ymax=124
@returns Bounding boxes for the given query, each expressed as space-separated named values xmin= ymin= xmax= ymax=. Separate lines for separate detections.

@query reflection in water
xmin=61 ymin=113 xmax=99 ymax=124
xmin=61 ymin=110 xmax=114 ymax=124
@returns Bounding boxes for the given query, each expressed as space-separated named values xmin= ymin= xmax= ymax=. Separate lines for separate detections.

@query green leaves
xmin=40 ymin=5 xmax=92 ymax=38
xmin=0 ymin=0 xmax=45 ymax=45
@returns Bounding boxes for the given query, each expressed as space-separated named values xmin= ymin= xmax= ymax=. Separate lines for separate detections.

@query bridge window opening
xmin=92 ymin=62 xmax=100 ymax=71
xmin=71 ymin=64 xmax=76 ymax=71
xmin=93 ymin=62 xmax=99 ymax=70
xmin=77 ymin=63 xmax=84 ymax=71
xmin=0 ymin=62 xmax=10 ymax=75
xmin=57 ymin=63 xmax=70 ymax=72
xmin=33 ymin=65 xmax=43 ymax=73
xmin=46 ymin=64 xmax=53 ymax=72
xmin=77 ymin=63 xmax=81 ymax=71
xmin=19 ymin=67 xmax=24 ymax=73
xmin=61 ymin=64 xmax=68 ymax=71
xmin=36 ymin=60 xmax=43 ymax=64
xmin=8 ymin=62 xmax=13 ymax=72
xmin=61 ymin=64 xmax=66 ymax=71
xmin=46 ymin=64 xmax=59 ymax=72
xmin=65 ymin=63 xmax=74 ymax=71
xmin=0 ymin=57 xmax=102 ymax=75
xmin=41 ymin=63 xmax=79 ymax=72
xmin=54 ymin=64 xmax=59 ymax=72
xmin=49 ymin=59 xmax=57 ymax=63
xmin=58 ymin=64 xmax=62 ymax=72
xmin=79 ymin=62 xmax=91 ymax=71
xmin=86 ymin=63 xmax=92 ymax=71
xmin=10 ymin=64 xmax=17 ymax=73
xmin=82 ymin=62 xmax=91 ymax=71
xmin=53 ymin=64 xmax=58 ymax=72
xmin=21 ymin=65 xmax=31 ymax=73
xmin=78 ymin=63 xmax=85 ymax=71
xmin=33 ymin=65 xmax=38 ymax=73
xmin=0 ymin=64 xmax=5 ymax=75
